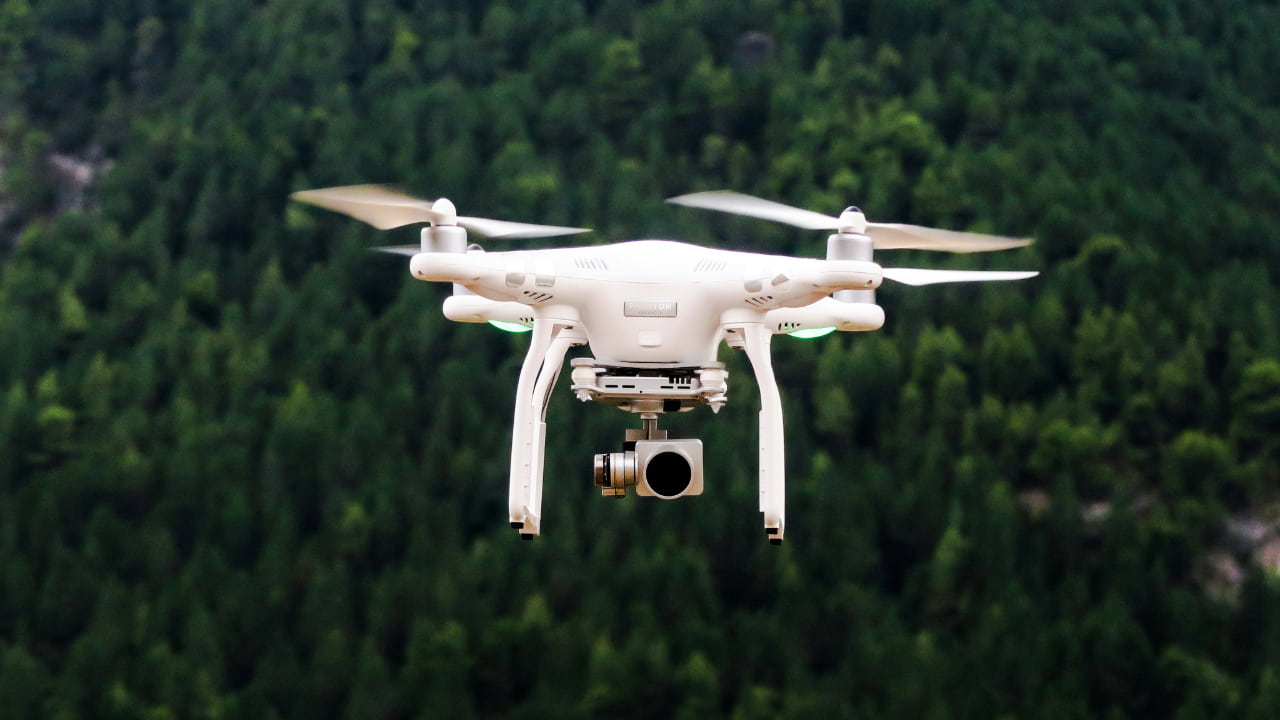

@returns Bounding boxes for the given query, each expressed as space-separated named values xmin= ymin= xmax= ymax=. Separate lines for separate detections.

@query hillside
xmin=2 ymin=1 xmax=1280 ymax=717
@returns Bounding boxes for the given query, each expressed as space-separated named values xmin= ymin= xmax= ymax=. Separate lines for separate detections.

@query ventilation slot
xmin=694 ymin=257 xmax=727 ymax=272
xmin=745 ymin=295 xmax=775 ymax=307
xmin=522 ymin=291 xmax=555 ymax=303
xmin=575 ymin=257 xmax=608 ymax=271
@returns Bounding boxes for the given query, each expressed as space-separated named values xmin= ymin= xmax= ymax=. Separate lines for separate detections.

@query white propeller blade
xmin=881 ymin=268 xmax=1040 ymax=286
xmin=292 ymin=185 xmax=442 ymax=229
xmin=291 ymin=185 xmax=590 ymax=238
xmin=864 ymin=224 xmax=1030 ymax=253
xmin=667 ymin=190 xmax=1031 ymax=253
xmin=459 ymin=216 xmax=591 ymax=239
xmin=668 ymin=190 xmax=840 ymax=230
xmin=372 ymin=245 xmax=420 ymax=256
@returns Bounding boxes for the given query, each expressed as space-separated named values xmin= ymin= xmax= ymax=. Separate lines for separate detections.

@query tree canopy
xmin=2 ymin=0 xmax=1279 ymax=717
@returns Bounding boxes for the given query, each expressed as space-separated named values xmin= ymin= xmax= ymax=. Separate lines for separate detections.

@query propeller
xmin=291 ymin=185 xmax=591 ymax=238
xmin=369 ymin=245 xmax=421 ymax=256
xmin=667 ymin=190 xmax=1030 ymax=253
xmin=881 ymin=268 xmax=1039 ymax=285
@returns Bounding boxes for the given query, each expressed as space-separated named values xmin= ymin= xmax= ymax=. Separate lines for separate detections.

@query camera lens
xmin=645 ymin=451 xmax=692 ymax=497
xmin=595 ymin=451 xmax=635 ymax=495
xmin=593 ymin=453 xmax=610 ymax=487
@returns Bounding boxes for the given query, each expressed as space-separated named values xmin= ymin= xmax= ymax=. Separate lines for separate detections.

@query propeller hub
xmin=838 ymin=207 xmax=867 ymax=235
xmin=431 ymin=197 xmax=458 ymax=225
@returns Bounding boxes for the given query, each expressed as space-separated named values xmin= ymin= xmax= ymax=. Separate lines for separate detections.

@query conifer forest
xmin=3 ymin=0 xmax=1280 ymax=717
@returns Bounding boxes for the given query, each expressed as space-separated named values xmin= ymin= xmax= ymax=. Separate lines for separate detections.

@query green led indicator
xmin=787 ymin=326 xmax=837 ymax=339
xmin=488 ymin=320 xmax=533 ymax=333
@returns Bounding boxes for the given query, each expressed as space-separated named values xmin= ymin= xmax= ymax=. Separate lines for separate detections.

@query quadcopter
xmin=292 ymin=186 xmax=1037 ymax=544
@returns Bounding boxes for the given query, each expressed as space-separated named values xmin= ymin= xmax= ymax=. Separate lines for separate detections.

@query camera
xmin=594 ymin=438 xmax=704 ymax=498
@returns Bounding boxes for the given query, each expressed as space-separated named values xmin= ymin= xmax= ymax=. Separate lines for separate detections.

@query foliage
xmin=2 ymin=0 xmax=1279 ymax=717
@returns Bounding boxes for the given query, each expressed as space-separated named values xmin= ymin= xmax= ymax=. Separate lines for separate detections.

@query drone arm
xmin=724 ymin=318 xmax=786 ymax=542
xmin=765 ymin=297 xmax=885 ymax=334
xmin=442 ymin=295 xmax=533 ymax=326
xmin=411 ymin=252 xmax=529 ymax=303
xmin=752 ymin=259 xmax=882 ymax=309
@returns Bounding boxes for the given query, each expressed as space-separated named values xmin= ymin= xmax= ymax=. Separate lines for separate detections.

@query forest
xmin=2 ymin=0 xmax=1280 ymax=717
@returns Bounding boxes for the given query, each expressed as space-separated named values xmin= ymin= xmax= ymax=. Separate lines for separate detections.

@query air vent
xmin=522 ymin=291 xmax=555 ymax=303
xmin=745 ymin=295 xmax=775 ymax=307
xmin=694 ymin=257 xmax=727 ymax=272
xmin=575 ymin=256 xmax=608 ymax=271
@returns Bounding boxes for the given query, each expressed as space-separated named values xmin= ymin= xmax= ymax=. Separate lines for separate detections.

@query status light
xmin=787 ymin=326 xmax=837 ymax=339
xmin=489 ymin=320 xmax=533 ymax=333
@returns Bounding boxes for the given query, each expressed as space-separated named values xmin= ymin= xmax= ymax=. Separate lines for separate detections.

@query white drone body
xmin=293 ymin=186 xmax=1038 ymax=544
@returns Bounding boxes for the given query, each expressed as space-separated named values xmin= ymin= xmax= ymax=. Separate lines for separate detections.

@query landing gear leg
xmin=733 ymin=321 xmax=785 ymax=544
xmin=509 ymin=318 xmax=583 ymax=538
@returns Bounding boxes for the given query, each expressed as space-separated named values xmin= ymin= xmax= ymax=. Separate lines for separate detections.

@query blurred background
xmin=2 ymin=0 xmax=1279 ymax=717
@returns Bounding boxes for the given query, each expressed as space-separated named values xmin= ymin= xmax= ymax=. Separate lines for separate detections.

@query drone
xmin=292 ymin=185 xmax=1037 ymax=544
